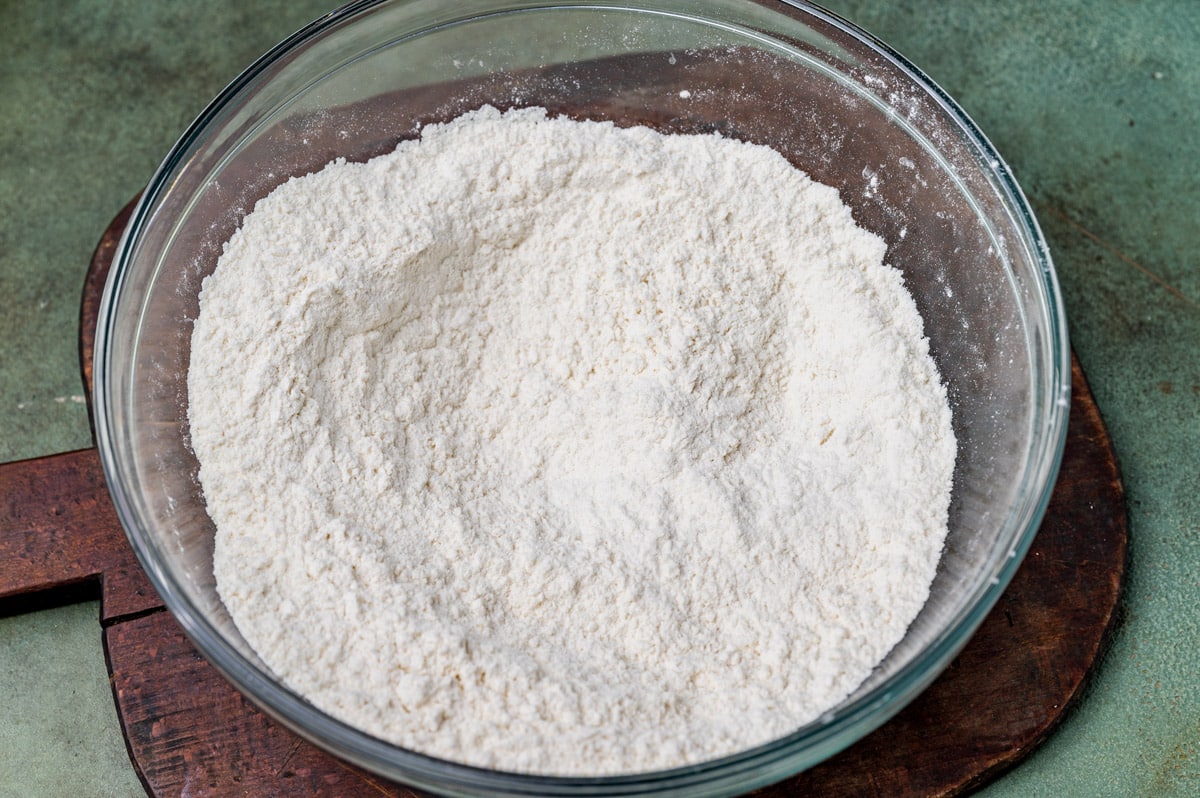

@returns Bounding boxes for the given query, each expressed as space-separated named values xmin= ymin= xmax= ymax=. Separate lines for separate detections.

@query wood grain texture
xmin=106 ymin=612 xmax=423 ymax=798
xmin=0 ymin=448 xmax=159 ymax=621
xmin=0 ymin=42 xmax=1127 ymax=797
xmin=79 ymin=194 xmax=138 ymax=422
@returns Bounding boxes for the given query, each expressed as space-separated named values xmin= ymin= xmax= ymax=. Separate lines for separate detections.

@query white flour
xmin=189 ymin=106 xmax=955 ymax=775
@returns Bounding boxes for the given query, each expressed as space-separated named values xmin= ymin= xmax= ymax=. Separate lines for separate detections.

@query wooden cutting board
xmin=0 ymin=195 xmax=1129 ymax=798
xmin=0 ymin=46 xmax=1127 ymax=796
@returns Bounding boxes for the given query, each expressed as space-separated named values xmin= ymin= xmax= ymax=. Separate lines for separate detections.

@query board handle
xmin=0 ymin=448 xmax=161 ymax=621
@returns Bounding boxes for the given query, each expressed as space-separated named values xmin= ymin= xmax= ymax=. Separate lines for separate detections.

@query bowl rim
xmin=93 ymin=0 xmax=1071 ymax=794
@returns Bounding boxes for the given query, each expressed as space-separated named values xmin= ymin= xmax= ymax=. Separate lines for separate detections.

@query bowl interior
xmin=96 ymin=1 xmax=1067 ymax=793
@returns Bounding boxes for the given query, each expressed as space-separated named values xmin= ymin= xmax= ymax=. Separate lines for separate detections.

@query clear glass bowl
xmin=93 ymin=1 xmax=1070 ymax=795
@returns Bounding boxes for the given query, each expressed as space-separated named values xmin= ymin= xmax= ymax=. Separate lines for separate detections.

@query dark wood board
xmin=0 ymin=41 xmax=1127 ymax=795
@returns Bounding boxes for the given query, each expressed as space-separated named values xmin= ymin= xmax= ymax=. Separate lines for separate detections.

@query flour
xmin=188 ymin=106 xmax=956 ymax=775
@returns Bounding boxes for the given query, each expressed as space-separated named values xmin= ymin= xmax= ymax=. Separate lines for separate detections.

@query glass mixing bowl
xmin=93 ymin=0 xmax=1070 ymax=794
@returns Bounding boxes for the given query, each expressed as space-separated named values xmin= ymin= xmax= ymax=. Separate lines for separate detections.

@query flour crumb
xmin=189 ymin=105 xmax=956 ymax=776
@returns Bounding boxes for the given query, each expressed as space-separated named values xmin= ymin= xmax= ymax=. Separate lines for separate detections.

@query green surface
xmin=0 ymin=1 xmax=1196 ymax=796
xmin=0 ymin=602 xmax=140 ymax=797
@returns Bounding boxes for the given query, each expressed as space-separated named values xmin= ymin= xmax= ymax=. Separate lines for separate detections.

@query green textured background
xmin=1 ymin=1 xmax=1196 ymax=795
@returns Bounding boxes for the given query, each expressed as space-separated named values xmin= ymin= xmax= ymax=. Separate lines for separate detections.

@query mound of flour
xmin=188 ymin=105 xmax=955 ymax=775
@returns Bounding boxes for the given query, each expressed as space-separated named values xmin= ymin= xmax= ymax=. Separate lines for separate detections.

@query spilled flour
xmin=188 ymin=106 xmax=956 ymax=775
